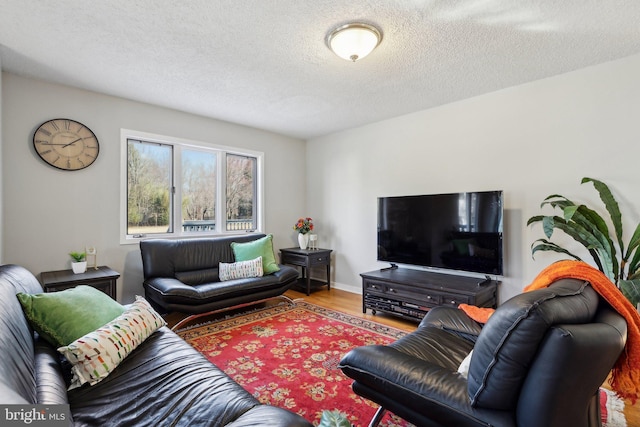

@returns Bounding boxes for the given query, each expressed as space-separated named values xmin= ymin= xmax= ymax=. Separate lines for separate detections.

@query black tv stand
xmin=361 ymin=268 xmax=498 ymax=322
xmin=380 ymin=263 xmax=398 ymax=271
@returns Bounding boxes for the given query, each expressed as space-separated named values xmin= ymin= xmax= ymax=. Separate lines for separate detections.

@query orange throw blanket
xmin=458 ymin=304 xmax=495 ymax=323
xmin=459 ymin=260 xmax=640 ymax=402
xmin=525 ymin=260 xmax=640 ymax=403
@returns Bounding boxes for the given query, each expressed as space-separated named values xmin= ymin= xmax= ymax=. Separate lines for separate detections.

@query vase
xmin=298 ymin=233 xmax=309 ymax=250
xmin=71 ymin=261 xmax=87 ymax=274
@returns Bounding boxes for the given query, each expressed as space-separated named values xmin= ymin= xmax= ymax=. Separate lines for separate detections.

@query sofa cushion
xmin=219 ymin=256 xmax=263 ymax=281
xmin=17 ymin=285 xmax=125 ymax=348
xmin=58 ymin=296 xmax=166 ymax=389
xmin=175 ymin=268 xmax=220 ymax=285
xmin=66 ymin=326 xmax=307 ymax=426
xmin=467 ymin=279 xmax=598 ymax=409
xmin=146 ymin=274 xmax=288 ymax=305
xmin=231 ymin=234 xmax=280 ymax=274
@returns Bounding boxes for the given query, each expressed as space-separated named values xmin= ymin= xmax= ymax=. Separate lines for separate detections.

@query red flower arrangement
xmin=293 ymin=217 xmax=314 ymax=234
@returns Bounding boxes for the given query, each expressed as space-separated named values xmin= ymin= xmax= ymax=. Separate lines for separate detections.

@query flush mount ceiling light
xmin=327 ymin=23 xmax=382 ymax=62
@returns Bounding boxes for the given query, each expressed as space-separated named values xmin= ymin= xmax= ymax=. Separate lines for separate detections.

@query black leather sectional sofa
xmin=0 ymin=264 xmax=312 ymax=426
xmin=339 ymin=278 xmax=628 ymax=427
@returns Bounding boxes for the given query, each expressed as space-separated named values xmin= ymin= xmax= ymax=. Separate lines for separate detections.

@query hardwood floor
xmin=168 ymin=287 xmax=638 ymax=425
xmin=285 ymin=287 xmax=417 ymax=332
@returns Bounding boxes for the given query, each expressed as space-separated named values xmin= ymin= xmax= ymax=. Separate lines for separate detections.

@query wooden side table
xmin=280 ymin=247 xmax=333 ymax=296
xmin=39 ymin=266 xmax=120 ymax=300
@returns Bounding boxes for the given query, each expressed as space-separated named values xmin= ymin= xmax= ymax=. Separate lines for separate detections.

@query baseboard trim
xmin=332 ymin=281 xmax=361 ymax=295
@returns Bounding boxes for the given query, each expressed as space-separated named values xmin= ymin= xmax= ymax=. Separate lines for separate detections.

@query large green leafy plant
xmin=528 ymin=177 xmax=640 ymax=305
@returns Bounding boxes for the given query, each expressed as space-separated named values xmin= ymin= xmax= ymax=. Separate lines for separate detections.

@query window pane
xmin=127 ymin=140 xmax=173 ymax=235
xmin=182 ymin=149 xmax=217 ymax=232
xmin=226 ymin=154 xmax=256 ymax=231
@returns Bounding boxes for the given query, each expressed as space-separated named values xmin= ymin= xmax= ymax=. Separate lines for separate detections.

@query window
xmin=181 ymin=148 xmax=217 ymax=233
xmin=121 ymin=130 xmax=263 ymax=243
xmin=126 ymin=140 xmax=173 ymax=236
xmin=226 ymin=154 xmax=257 ymax=231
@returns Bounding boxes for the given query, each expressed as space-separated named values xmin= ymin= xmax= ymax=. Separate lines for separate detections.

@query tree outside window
xmin=123 ymin=132 xmax=261 ymax=240
xmin=226 ymin=154 xmax=256 ymax=231
xmin=182 ymin=149 xmax=216 ymax=232
xmin=127 ymin=140 xmax=172 ymax=236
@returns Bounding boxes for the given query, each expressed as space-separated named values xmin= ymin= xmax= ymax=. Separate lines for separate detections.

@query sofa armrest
xmin=227 ymin=405 xmax=312 ymax=427
xmin=269 ymin=264 xmax=299 ymax=283
xmin=34 ymin=337 xmax=70 ymax=406
xmin=420 ymin=306 xmax=483 ymax=342
xmin=339 ymin=345 xmax=470 ymax=410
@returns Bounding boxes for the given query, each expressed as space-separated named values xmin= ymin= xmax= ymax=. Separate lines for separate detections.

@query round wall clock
xmin=33 ymin=118 xmax=100 ymax=171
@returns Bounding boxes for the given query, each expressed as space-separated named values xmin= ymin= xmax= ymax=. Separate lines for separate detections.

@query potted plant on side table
xmin=69 ymin=251 xmax=87 ymax=274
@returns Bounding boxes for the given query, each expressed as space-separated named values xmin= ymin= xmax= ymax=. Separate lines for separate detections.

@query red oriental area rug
xmin=177 ymin=300 xmax=411 ymax=427
xmin=177 ymin=300 xmax=626 ymax=427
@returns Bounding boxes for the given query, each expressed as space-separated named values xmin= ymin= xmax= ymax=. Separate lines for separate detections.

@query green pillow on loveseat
xmin=231 ymin=234 xmax=280 ymax=274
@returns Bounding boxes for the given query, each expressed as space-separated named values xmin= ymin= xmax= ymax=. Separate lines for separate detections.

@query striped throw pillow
xmin=58 ymin=296 xmax=166 ymax=389
xmin=219 ymin=256 xmax=263 ymax=281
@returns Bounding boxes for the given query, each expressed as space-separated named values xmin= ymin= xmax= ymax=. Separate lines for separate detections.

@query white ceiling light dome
xmin=327 ymin=23 xmax=382 ymax=62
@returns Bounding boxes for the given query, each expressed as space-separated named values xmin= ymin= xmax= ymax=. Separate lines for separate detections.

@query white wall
xmin=3 ymin=53 xmax=640 ymax=306
xmin=307 ymin=53 xmax=640 ymax=303
xmin=0 ymin=58 xmax=3 ymax=263
xmin=1 ymin=73 xmax=306 ymax=302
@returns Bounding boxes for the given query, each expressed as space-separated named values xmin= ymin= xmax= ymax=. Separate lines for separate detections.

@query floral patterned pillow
xmin=219 ymin=256 xmax=263 ymax=281
xmin=58 ymin=296 xmax=166 ymax=390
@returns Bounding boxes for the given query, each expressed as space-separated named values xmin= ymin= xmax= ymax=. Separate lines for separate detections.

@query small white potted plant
xmin=69 ymin=251 xmax=87 ymax=274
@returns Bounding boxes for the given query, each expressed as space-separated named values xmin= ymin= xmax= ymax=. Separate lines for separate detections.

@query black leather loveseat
xmin=140 ymin=233 xmax=299 ymax=316
xmin=339 ymin=278 xmax=627 ymax=427
xmin=0 ymin=263 xmax=312 ymax=426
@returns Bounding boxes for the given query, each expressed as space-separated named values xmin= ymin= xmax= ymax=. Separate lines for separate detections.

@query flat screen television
xmin=377 ymin=191 xmax=504 ymax=276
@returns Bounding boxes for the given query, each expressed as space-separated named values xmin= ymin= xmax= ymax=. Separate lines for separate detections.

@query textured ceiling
xmin=1 ymin=1 xmax=640 ymax=140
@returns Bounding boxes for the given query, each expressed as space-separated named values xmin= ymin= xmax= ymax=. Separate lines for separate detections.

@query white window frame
xmin=120 ymin=129 xmax=264 ymax=244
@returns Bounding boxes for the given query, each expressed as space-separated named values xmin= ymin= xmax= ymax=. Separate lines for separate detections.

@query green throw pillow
xmin=231 ymin=234 xmax=280 ymax=274
xmin=17 ymin=285 xmax=125 ymax=348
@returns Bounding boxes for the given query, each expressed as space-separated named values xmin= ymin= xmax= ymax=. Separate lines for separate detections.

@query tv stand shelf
xmin=361 ymin=268 xmax=498 ymax=322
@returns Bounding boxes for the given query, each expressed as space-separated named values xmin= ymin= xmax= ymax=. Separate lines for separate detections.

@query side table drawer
xmin=281 ymin=252 xmax=307 ymax=265
xmin=309 ymin=254 xmax=330 ymax=266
